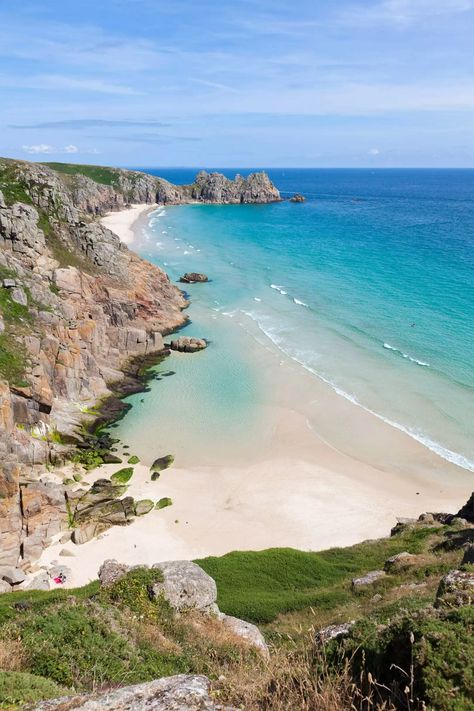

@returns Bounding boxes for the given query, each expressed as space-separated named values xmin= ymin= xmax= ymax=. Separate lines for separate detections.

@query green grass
xmin=0 ymin=333 xmax=29 ymax=387
xmin=43 ymin=162 xmax=121 ymax=187
xmin=197 ymin=528 xmax=442 ymax=624
xmin=0 ymin=671 xmax=67 ymax=708
xmin=0 ymin=162 xmax=32 ymax=206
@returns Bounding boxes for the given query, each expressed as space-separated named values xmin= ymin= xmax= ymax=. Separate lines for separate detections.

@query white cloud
xmin=368 ymin=147 xmax=380 ymax=155
xmin=22 ymin=144 xmax=55 ymax=154
xmin=22 ymin=143 xmax=81 ymax=155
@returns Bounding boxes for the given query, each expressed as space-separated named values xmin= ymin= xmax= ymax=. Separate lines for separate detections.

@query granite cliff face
xmin=0 ymin=159 xmax=280 ymax=569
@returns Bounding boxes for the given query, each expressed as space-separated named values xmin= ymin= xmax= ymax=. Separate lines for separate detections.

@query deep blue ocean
xmin=125 ymin=168 xmax=474 ymax=471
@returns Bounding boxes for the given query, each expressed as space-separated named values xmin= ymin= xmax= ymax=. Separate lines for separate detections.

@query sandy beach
xmin=100 ymin=203 xmax=157 ymax=244
xmin=35 ymin=204 xmax=474 ymax=588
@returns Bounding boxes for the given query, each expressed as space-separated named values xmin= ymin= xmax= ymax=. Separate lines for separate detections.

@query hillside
xmin=0 ymin=508 xmax=473 ymax=709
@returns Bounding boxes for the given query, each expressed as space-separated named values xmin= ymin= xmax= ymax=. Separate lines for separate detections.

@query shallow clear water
xmin=117 ymin=169 xmax=474 ymax=471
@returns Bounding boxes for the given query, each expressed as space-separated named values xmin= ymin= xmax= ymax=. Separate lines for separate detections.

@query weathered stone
xmin=462 ymin=544 xmax=474 ymax=565
xmin=352 ymin=570 xmax=386 ymax=588
xmin=2 ymin=278 xmax=16 ymax=288
xmin=134 ymin=499 xmax=154 ymax=516
xmin=384 ymin=552 xmax=423 ymax=573
xmin=316 ymin=621 xmax=354 ymax=644
xmin=0 ymin=566 xmax=26 ymax=585
xmin=150 ymin=455 xmax=174 ymax=473
xmin=98 ymin=559 xmax=130 ymax=587
xmin=436 ymin=569 xmax=474 ymax=607
xmin=169 ymin=336 xmax=207 ymax=353
xmin=10 ymin=286 xmax=27 ymax=305
xmin=0 ymin=580 xmax=12 ymax=594
xmin=25 ymin=572 xmax=51 ymax=591
xmin=179 ymin=273 xmax=209 ymax=284
xmin=151 ymin=561 xmax=217 ymax=612
xmin=290 ymin=193 xmax=306 ymax=202
xmin=28 ymin=674 xmax=237 ymax=710
xmin=219 ymin=613 xmax=269 ymax=657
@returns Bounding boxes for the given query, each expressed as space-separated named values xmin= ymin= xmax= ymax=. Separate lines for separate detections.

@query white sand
xmin=100 ymin=203 xmax=156 ymax=245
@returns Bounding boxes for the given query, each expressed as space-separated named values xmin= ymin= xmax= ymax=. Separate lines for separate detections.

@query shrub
xmin=0 ymin=670 xmax=67 ymax=708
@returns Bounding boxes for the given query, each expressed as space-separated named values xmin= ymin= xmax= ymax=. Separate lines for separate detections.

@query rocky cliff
xmin=0 ymin=158 xmax=281 ymax=569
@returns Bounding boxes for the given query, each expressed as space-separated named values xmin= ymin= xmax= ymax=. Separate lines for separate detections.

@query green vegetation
xmin=0 ymin=162 xmax=32 ymax=205
xmin=0 ymin=521 xmax=471 ymax=709
xmin=0 ymin=333 xmax=29 ymax=387
xmin=43 ymin=162 xmax=121 ymax=187
xmin=111 ymin=467 xmax=134 ymax=484
xmin=70 ymin=449 xmax=104 ymax=470
xmin=156 ymin=497 xmax=173 ymax=510
xmin=128 ymin=455 xmax=140 ymax=464
xmin=0 ymin=671 xmax=67 ymax=708
xmin=197 ymin=527 xmax=444 ymax=624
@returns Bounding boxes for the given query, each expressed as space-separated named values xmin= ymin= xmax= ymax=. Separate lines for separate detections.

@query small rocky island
xmin=290 ymin=193 xmax=306 ymax=202
xmin=179 ymin=272 xmax=209 ymax=283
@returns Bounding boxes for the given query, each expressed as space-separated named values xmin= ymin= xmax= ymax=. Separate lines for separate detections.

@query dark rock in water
xmin=168 ymin=336 xmax=207 ymax=353
xmin=151 ymin=455 xmax=174 ymax=474
xmin=179 ymin=272 xmax=209 ymax=284
xmin=290 ymin=193 xmax=306 ymax=203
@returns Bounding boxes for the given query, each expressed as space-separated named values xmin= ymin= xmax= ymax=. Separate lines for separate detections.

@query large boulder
xmin=179 ymin=273 xmax=208 ymax=284
xmin=168 ymin=336 xmax=207 ymax=353
xmin=316 ymin=621 xmax=354 ymax=644
xmin=384 ymin=552 xmax=425 ymax=573
xmin=456 ymin=492 xmax=474 ymax=523
xmin=151 ymin=560 xmax=217 ymax=613
xmin=28 ymin=674 xmax=237 ymax=710
xmin=98 ymin=559 xmax=129 ymax=587
xmin=219 ymin=613 xmax=269 ymax=657
xmin=352 ymin=570 xmax=386 ymax=588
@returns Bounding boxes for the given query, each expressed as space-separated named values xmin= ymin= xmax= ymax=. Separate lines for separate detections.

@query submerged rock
xmin=168 ymin=336 xmax=207 ymax=353
xmin=290 ymin=193 xmax=306 ymax=202
xmin=179 ymin=272 xmax=209 ymax=284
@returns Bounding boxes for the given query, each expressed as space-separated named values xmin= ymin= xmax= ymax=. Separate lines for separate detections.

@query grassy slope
xmin=41 ymin=162 xmax=121 ymax=187
xmin=0 ymin=523 xmax=472 ymax=709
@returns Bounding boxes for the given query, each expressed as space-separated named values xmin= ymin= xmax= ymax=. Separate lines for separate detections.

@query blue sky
xmin=1 ymin=0 xmax=473 ymax=167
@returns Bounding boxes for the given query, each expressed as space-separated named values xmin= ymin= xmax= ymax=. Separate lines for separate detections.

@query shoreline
xmin=100 ymin=203 xmax=157 ymax=244
xmin=35 ymin=203 xmax=474 ymax=588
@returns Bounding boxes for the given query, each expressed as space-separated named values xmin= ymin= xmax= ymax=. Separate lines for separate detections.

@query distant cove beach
xmin=38 ymin=177 xmax=474 ymax=588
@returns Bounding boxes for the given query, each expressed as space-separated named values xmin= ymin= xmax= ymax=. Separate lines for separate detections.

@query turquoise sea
xmin=117 ymin=169 xmax=474 ymax=472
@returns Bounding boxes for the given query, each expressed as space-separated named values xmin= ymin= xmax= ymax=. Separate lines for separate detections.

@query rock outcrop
xmin=29 ymin=674 xmax=237 ymax=710
xmin=97 ymin=559 xmax=270 ymax=656
xmin=179 ymin=272 xmax=209 ymax=284
xmin=169 ymin=336 xmax=207 ymax=353
xmin=0 ymin=157 xmax=280 ymax=570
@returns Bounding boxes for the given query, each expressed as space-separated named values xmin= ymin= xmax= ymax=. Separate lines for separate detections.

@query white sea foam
xmin=270 ymin=284 xmax=287 ymax=295
xmin=183 ymin=250 xmax=191 ymax=255
xmin=241 ymin=309 xmax=474 ymax=472
xmin=383 ymin=343 xmax=430 ymax=367
xmin=293 ymin=298 xmax=309 ymax=307
xmin=254 ymin=297 xmax=262 ymax=302
xmin=162 ymin=230 xmax=168 ymax=234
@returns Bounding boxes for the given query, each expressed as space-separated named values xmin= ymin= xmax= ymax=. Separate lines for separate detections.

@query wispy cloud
xmin=11 ymin=119 xmax=172 ymax=129
xmin=340 ymin=0 xmax=474 ymax=27
xmin=0 ymin=74 xmax=141 ymax=95
xmin=22 ymin=143 xmax=97 ymax=155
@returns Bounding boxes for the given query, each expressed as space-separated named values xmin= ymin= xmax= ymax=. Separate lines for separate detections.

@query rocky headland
xmin=0 ymin=158 xmax=281 ymax=572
